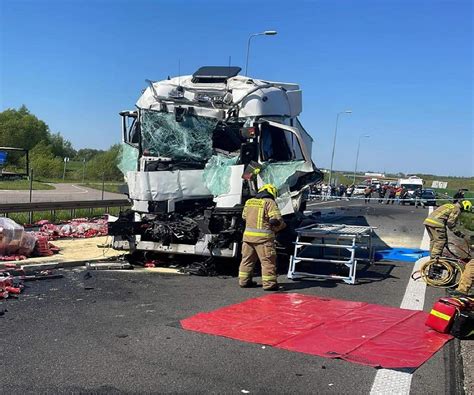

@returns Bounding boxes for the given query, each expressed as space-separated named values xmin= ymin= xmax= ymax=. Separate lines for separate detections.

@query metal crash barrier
xmin=288 ymin=223 xmax=375 ymax=284
xmin=0 ymin=199 xmax=130 ymax=223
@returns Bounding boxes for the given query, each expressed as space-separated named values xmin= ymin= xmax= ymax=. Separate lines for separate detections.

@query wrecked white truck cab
xmin=110 ymin=66 xmax=322 ymax=260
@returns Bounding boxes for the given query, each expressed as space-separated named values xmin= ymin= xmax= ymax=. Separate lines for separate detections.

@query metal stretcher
xmin=287 ymin=223 xmax=375 ymax=284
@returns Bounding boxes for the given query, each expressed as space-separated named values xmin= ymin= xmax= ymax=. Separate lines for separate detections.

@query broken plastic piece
xmin=202 ymin=154 xmax=239 ymax=196
xmin=259 ymin=160 xmax=307 ymax=190
xmin=117 ymin=143 xmax=139 ymax=176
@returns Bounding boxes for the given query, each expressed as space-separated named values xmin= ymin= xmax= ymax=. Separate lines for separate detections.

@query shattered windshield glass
xmin=117 ymin=143 xmax=139 ymax=176
xmin=141 ymin=110 xmax=217 ymax=161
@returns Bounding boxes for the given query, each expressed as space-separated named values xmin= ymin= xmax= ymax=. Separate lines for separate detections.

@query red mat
xmin=181 ymin=293 xmax=452 ymax=370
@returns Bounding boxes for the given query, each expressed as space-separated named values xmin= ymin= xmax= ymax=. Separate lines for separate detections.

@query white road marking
xmin=370 ymin=206 xmax=433 ymax=395
xmin=70 ymin=184 xmax=90 ymax=193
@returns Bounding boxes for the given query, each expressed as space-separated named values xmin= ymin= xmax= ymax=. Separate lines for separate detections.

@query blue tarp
xmin=375 ymin=248 xmax=430 ymax=262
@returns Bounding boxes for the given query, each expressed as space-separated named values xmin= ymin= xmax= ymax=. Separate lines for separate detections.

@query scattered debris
xmin=86 ymin=262 xmax=133 ymax=271
xmin=0 ymin=265 xmax=63 ymax=300
xmin=179 ymin=257 xmax=217 ymax=276
xmin=35 ymin=218 xmax=108 ymax=240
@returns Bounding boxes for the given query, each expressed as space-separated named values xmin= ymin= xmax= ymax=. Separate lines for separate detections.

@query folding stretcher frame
xmin=288 ymin=223 xmax=375 ymax=284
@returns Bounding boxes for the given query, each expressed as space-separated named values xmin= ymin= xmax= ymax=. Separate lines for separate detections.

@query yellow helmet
xmin=258 ymin=184 xmax=278 ymax=198
xmin=461 ymin=200 xmax=472 ymax=212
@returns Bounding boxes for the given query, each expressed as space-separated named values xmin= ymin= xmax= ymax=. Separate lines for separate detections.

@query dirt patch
xmin=19 ymin=236 xmax=124 ymax=265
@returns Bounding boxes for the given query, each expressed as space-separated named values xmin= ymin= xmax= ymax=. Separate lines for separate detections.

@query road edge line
xmin=369 ymin=206 xmax=433 ymax=394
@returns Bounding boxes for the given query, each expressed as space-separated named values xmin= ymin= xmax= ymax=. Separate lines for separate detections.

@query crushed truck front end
xmin=109 ymin=66 xmax=322 ymax=261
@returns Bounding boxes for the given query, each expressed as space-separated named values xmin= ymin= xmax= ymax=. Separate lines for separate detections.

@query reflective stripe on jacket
xmin=423 ymin=203 xmax=461 ymax=229
xmin=242 ymin=197 xmax=285 ymax=243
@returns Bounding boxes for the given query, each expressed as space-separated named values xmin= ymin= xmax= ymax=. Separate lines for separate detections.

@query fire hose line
xmin=412 ymin=241 xmax=471 ymax=288
xmin=415 ymin=257 xmax=464 ymax=288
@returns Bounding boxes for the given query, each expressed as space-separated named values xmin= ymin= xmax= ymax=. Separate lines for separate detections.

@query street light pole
xmin=245 ymin=30 xmax=277 ymax=76
xmin=62 ymin=157 xmax=69 ymax=181
xmin=328 ymin=110 xmax=352 ymax=186
xmin=353 ymin=134 xmax=370 ymax=184
xmin=82 ymin=158 xmax=86 ymax=183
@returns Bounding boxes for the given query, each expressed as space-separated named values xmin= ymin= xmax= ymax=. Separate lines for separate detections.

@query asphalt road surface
xmin=0 ymin=183 xmax=125 ymax=203
xmin=1 ymin=200 xmax=466 ymax=394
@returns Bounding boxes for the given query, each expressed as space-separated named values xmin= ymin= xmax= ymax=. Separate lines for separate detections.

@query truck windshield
xmin=141 ymin=110 xmax=218 ymax=162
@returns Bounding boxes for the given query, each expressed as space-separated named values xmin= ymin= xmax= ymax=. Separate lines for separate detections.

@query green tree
xmin=30 ymin=141 xmax=63 ymax=179
xmin=0 ymin=106 xmax=50 ymax=150
xmin=76 ymin=148 xmax=105 ymax=161
xmin=85 ymin=145 xmax=123 ymax=181
xmin=50 ymin=132 xmax=76 ymax=159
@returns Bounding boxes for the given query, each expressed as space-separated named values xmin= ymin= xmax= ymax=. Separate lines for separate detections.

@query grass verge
xmin=0 ymin=180 xmax=55 ymax=190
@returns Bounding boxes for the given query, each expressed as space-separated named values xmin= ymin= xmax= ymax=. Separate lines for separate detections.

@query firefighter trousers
xmin=457 ymin=259 xmax=473 ymax=294
xmin=239 ymin=241 xmax=277 ymax=289
xmin=425 ymin=225 xmax=447 ymax=259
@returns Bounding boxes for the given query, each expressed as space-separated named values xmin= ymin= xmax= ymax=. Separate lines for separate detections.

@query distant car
xmin=420 ymin=189 xmax=437 ymax=206
xmin=353 ymin=185 xmax=368 ymax=195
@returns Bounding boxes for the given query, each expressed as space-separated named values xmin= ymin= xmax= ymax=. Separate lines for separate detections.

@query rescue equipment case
xmin=426 ymin=297 xmax=474 ymax=338
xmin=426 ymin=298 xmax=458 ymax=333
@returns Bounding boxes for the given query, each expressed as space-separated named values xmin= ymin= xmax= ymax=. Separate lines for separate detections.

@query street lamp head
xmin=344 ymin=110 xmax=352 ymax=113
xmin=264 ymin=30 xmax=278 ymax=35
xmin=363 ymin=134 xmax=370 ymax=138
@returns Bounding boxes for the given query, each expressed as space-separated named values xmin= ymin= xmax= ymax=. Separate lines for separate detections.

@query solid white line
xmin=370 ymin=206 xmax=433 ymax=395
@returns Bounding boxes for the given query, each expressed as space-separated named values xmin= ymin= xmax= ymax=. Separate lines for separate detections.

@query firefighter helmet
xmin=258 ymin=184 xmax=278 ymax=198
xmin=461 ymin=200 xmax=472 ymax=212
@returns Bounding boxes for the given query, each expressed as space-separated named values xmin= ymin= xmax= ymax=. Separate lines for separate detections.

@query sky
xmin=0 ymin=0 xmax=472 ymax=176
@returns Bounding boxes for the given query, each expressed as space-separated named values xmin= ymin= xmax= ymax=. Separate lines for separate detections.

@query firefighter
xmin=238 ymin=184 xmax=286 ymax=291
xmin=423 ymin=200 xmax=472 ymax=259
xmin=453 ymin=189 xmax=465 ymax=203
xmin=453 ymin=258 xmax=473 ymax=296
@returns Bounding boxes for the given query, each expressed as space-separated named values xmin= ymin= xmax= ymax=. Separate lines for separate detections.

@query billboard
xmin=431 ymin=181 xmax=448 ymax=189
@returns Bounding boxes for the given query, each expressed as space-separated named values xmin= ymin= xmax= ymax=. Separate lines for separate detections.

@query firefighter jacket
xmin=423 ymin=203 xmax=462 ymax=232
xmin=242 ymin=195 xmax=286 ymax=243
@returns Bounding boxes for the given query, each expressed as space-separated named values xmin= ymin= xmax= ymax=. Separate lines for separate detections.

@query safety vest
xmin=423 ymin=203 xmax=461 ymax=229
xmin=242 ymin=197 xmax=284 ymax=243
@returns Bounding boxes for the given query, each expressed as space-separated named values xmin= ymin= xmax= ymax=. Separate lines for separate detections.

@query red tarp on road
xmin=181 ymin=293 xmax=452 ymax=370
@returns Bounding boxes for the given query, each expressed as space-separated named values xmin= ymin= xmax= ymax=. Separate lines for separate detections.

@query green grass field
xmin=460 ymin=212 xmax=474 ymax=232
xmin=0 ymin=180 xmax=55 ymax=190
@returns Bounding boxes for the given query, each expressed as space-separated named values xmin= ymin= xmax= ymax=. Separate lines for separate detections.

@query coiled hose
xmin=413 ymin=240 xmax=471 ymax=288
xmin=417 ymin=257 xmax=465 ymax=288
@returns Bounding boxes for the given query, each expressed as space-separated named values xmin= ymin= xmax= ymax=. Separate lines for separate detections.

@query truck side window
xmin=261 ymin=124 xmax=304 ymax=161
xmin=129 ymin=120 xmax=140 ymax=144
